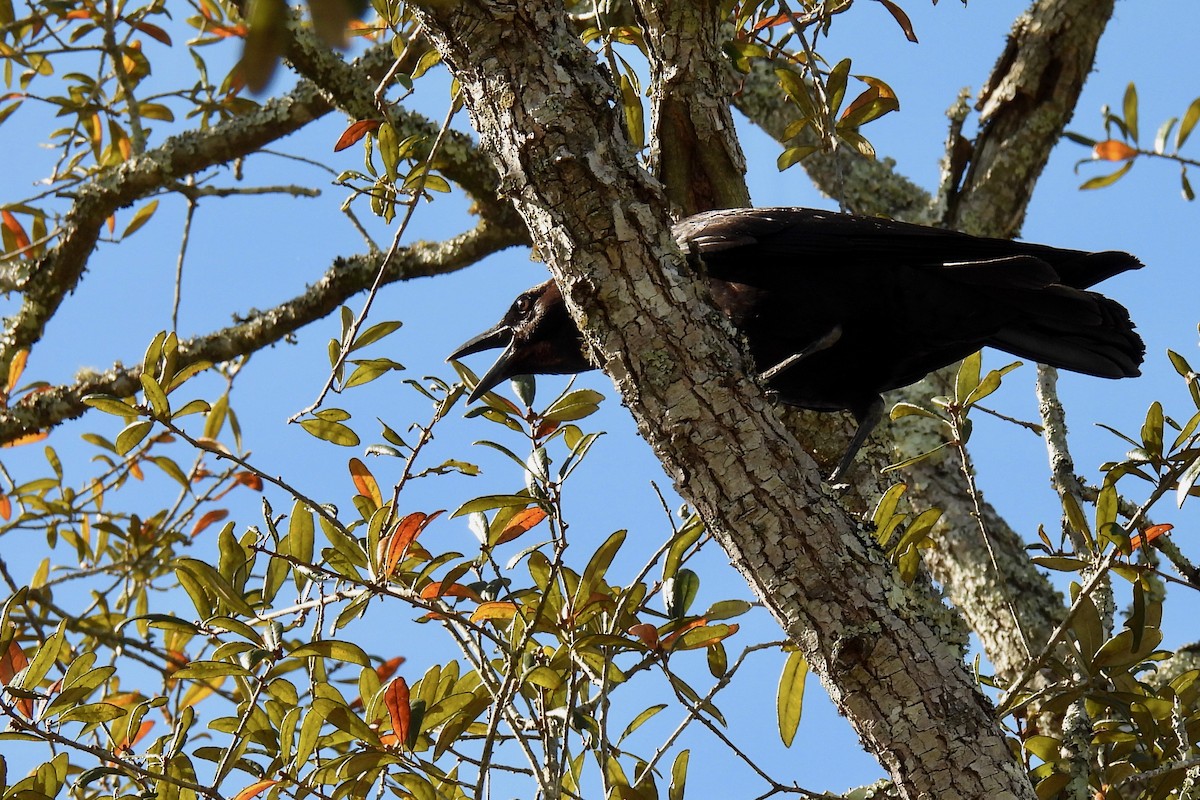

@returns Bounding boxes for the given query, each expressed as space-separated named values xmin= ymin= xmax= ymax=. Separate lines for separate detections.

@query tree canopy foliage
xmin=1 ymin=2 xmax=1200 ymax=800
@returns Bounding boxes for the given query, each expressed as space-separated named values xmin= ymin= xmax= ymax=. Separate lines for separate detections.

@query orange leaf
xmin=190 ymin=509 xmax=229 ymax=538
xmin=384 ymin=677 xmax=411 ymax=746
xmin=1131 ymin=523 xmax=1174 ymax=551
xmin=0 ymin=494 xmax=11 ymax=521
xmin=1093 ymin=140 xmax=1138 ymax=161
xmin=470 ymin=601 xmax=518 ymax=623
xmin=628 ymin=623 xmax=659 ymax=648
xmin=106 ymin=214 xmax=115 ymax=234
xmin=334 ymin=119 xmax=382 ymax=152
xmin=494 ymin=507 xmax=548 ymax=545
xmin=380 ymin=511 xmax=443 ymax=577
xmin=6 ymin=349 xmax=28 ymax=394
xmin=233 ymin=472 xmax=264 ymax=491
xmin=3 ymin=430 xmax=49 ymax=447
xmin=130 ymin=21 xmax=172 ymax=46
xmin=660 ymin=618 xmax=708 ymax=651
xmin=376 ymin=655 xmax=406 ymax=680
xmin=2 ymin=211 xmax=30 ymax=254
xmin=0 ymin=638 xmax=26 ymax=683
xmin=420 ymin=581 xmax=483 ymax=602
xmin=349 ymin=457 xmax=383 ymax=506
xmin=232 ymin=779 xmax=278 ymax=800
xmin=0 ymin=639 xmax=33 ymax=717
xmin=65 ymin=8 xmax=92 ymax=19
xmin=753 ymin=12 xmax=803 ymax=30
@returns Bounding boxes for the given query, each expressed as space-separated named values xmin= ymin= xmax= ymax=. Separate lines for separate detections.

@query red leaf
xmin=190 ymin=509 xmax=229 ymax=538
xmin=2 ymin=211 xmax=31 ymax=254
xmin=1131 ymin=523 xmax=1173 ymax=551
xmin=2 ymin=430 xmax=49 ymax=448
xmin=232 ymin=779 xmax=278 ymax=800
xmin=420 ymin=581 xmax=483 ymax=602
xmin=334 ymin=119 xmax=382 ymax=152
xmin=349 ymin=457 xmax=382 ymax=506
xmin=494 ymin=507 xmax=548 ymax=545
xmin=0 ymin=640 xmax=33 ymax=717
xmin=0 ymin=494 xmax=11 ymax=521
xmin=380 ymin=511 xmax=443 ymax=577
xmin=628 ymin=623 xmax=659 ymax=648
xmin=384 ymin=677 xmax=411 ymax=747
xmin=877 ymin=0 xmax=919 ymax=43
xmin=753 ymin=13 xmax=803 ymax=30
xmin=233 ymin=472 xmax=263 ymax=491
xmin=131 ymin=21 xmax=173 ymax=46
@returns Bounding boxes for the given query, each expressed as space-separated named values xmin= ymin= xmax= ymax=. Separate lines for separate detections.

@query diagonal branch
xmin=0 ymin=221 xmax=520 ymax=444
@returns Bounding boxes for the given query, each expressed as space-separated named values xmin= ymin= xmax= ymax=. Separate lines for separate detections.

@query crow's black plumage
xmin=449 ymin=207 xmax=1144 ymax=482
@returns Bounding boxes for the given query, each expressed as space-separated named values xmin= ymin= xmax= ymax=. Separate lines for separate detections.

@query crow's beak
xmin=448 ymin=324 xmax=516 ymax=402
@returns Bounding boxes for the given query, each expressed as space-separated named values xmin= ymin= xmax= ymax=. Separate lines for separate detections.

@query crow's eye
xmin=516 ymin=295 xmax=533 ymax=315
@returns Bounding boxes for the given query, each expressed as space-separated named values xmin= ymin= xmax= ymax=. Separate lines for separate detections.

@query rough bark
xmin=948 ymin=0 xmax=1117 ymax=237
xmin=633 ymin=0 xmax=750 ymax=214
xmin=413 ymin=3 xmax=1035 ymax=798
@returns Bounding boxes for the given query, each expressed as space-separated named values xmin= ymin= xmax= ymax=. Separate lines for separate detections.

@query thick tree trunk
xmin=414 ymin=3 xmax=1036 ymax=798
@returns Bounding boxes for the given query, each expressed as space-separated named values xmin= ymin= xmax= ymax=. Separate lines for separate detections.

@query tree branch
xmin=0 ymin=221 xmax=519 ymax=443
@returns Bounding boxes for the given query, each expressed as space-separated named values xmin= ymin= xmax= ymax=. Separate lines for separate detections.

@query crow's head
xmin=448 ymin=280 xmax=593 ymax=402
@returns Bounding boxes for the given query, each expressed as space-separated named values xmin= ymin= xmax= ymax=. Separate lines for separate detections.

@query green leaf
xmin=1177 ymin=452 xmax=1200 ymax=508
xmin=777 ymin=144 xmax=819 ymax=171
xmin=20 ymin=621 xmax=66 ymax=690
xmin=663 ymin=517 xmax=704 ymax=583
xmin=122 ymin=200 xmax=158 ymax=238
xmin=290 ymin=640 xmax=370 ymax=666
xmin=664 ymin=568 xmax=699 ymax=619
xmin=173 ymin=557 xmax=257 ymax=618
xmin=619 ymin=71 xmax=644 ymax=150
xmin=704 ymin=599 xmax=751 ymax=621
xmin=576 ymin=529 xmax=626 ymax=606
xmin=57 ymin=702 xmax=126 ymax=724
xmin=1141 ymin=401 xmax=1164 ymax=461
xmin=82 ymin=394 xmax=137 ymax=417
xmin=1177 ymin=96 xmax=1200 ymax=150
xmin=669 ymin=750 xmax=689 ymax=800
xmin=171 ymin=660 xmax=256 ymax=679
xmin=825 ymin=58 xmax=852 ymax=117
xmin=299 ymin=416 xmax=360 ymax=446
xmin=171 ymin=399 xmax=211 ymax=419
xmin=542 ymin=389 xmax=603 ymax=422
xmin=451 ymin=494 xmax=537 ymax=517
xmin=349 ymin=320 xmax=403 ymax=352
xmin=115 ymin=420 xmax=153 ymax=455
xmin=954 ymin=351 xmax=982 ymax=405
xmin=343 ymin=358 xmax=404 ymax=389
xmin=1080 ymin=160 xmax=1133 ymax=190
xmin=776 ymin=650 xmax=808 ymax=747
xmin=1123 ymin=82 xmax=1139 ymax=143
xmin=619 ymin=704 xmax=666 ymax=744
xmin=139 ymin=373 xmax=170 ymax=418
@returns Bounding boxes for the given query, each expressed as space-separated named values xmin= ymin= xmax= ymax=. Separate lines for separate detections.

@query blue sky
xmin=1 ymin=1 xmax=1198 ymax=794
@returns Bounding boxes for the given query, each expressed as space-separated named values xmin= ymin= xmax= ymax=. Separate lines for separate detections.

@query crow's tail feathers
xmin=989 ymin=290 xmax=1144 ymax=379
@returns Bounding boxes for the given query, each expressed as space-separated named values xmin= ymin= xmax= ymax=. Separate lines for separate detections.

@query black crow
xmin=449 ymin=207 xmax=1143 ymax=482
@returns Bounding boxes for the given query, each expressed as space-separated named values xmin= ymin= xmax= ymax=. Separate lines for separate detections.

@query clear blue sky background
xmin=2 ymin=1 xmax=1198 ymax=794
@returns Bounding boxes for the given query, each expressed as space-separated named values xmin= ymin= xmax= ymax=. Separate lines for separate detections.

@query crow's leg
xmin=828 ymin=395 xmax=884 ymax=486
xmin=759 ymin=325 xmax=843 ymax=384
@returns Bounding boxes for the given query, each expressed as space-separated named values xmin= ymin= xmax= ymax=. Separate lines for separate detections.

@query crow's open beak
xmin=448 ymin=324 xmax=516 ymax=403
